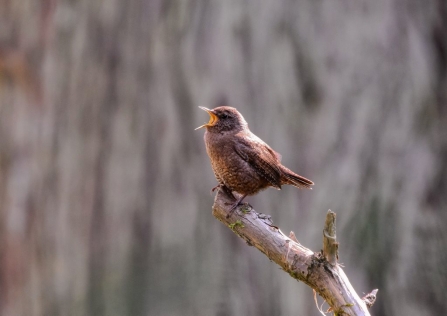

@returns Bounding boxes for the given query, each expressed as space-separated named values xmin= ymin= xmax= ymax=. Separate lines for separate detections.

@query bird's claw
xmin=225 ymin=204 xmax=238 ymax=218
xmin=210 ymin=184 xmax=221 ymax=194
xmin=225 ymin=195 xmax=248 ymax=218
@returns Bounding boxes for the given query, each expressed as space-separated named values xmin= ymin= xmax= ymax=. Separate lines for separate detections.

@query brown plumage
xmin=196 ymin=105 xmax=314 ymax=217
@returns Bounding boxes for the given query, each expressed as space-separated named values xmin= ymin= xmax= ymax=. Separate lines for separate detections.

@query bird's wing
xmin=233 ymin=134 xmax=282 ymax=189
xmin=250 ymin=133 xmax=282 ymax=161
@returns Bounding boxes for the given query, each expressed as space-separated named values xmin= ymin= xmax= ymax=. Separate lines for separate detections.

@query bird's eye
xmin=221 ymin=113 xmax=228 ymax=119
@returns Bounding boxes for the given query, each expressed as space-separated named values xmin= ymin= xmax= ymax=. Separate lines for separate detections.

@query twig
xmin=323 ymin=210 xmax=338 ymax=266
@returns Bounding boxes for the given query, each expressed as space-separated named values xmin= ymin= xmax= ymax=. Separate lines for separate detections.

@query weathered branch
xmin=212 ymin=190 xmax=378 ymax=316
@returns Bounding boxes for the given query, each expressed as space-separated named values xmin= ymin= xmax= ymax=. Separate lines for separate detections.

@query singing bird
xmin=196 ymin=105 xmax=314 ymax=217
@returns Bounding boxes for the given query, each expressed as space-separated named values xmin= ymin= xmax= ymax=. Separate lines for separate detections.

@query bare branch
xmin=212 ymin=190 xmax=377 ymax=316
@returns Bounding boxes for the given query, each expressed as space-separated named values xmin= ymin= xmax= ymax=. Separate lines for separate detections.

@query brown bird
xmin=196 ymin=105 xmax=314 ymax=217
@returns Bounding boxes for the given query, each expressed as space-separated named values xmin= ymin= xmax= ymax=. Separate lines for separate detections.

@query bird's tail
xmin=281 ymin=166 xmax=314 ymax=189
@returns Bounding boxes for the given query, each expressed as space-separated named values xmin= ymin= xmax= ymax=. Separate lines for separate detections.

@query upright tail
xmin=281 ymin=166 xmax=314 ymax=189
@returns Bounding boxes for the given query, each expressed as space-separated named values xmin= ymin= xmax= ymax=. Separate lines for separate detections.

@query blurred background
xmin=0 ymin=0 xmax=446 ymax=315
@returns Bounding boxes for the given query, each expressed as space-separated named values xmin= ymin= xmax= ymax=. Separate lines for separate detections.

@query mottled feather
xmin=233 ymin=133 xmax=282 ymax=189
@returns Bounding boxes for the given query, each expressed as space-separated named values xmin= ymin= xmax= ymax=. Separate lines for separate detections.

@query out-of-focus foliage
xmin=0 ymin=0 xmax=446 ymax=316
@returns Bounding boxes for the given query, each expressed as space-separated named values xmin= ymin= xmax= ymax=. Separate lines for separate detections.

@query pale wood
xmin=323 ymin=210 xmax=338 ymax=266
xmin=212 ymin=190 xmax=377 ymax=316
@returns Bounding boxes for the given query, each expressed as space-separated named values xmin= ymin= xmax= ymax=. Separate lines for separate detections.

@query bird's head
xmin=195 ymin=106 xmax=248 ymax=133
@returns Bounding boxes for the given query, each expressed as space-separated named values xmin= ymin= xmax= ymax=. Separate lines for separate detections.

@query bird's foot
xmin=225 ymin=194 xmax=248 ymax=218
xmin=219 ymin=185 xmax=237 ymax=200
xmin=210 ymin=184 xmax=235 ymax=198
xmin=210 ymin=184 xmax=221 ymax=194
xmin=226 ymin=203 xmax=239 ymax=218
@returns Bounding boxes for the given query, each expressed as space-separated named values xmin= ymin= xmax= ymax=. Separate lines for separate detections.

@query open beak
xmin=195 ymin=107 xmax=218 ymax=130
